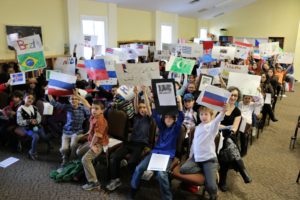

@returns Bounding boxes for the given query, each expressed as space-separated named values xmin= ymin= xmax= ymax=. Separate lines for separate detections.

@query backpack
xmin=50 ymin=160 xmax=83 ymax=182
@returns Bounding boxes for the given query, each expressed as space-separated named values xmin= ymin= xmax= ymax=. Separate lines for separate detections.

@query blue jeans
xmin=180 ymin=157 xmax=218 ymax=198
xmin=131 ymin=154 xmax=173 ymax=200
xmin=23 ymin=127 xmax=48 ymax=155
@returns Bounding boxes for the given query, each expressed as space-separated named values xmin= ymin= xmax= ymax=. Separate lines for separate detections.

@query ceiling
xmin=96 ymin=0 xmax=257 ymax=19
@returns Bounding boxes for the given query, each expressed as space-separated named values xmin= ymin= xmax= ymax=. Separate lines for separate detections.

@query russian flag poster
xmin=47 ymin=71 xmax=76 ymax=96
xmin=196 ymin=85 xmax=231 ymax=111
xmin=80 ymin=59 xmax=109 ymax=80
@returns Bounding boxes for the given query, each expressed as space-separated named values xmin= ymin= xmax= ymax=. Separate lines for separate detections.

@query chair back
xmin=148 ymin=118 xmax=157 ymax=148
xmin=0 ymin=92 xmax=9 ymax=109
xmin=107 ymin=108 xmax=129 ymax=141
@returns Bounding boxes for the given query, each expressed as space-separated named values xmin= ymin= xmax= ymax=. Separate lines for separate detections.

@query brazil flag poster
xmin=14 ymin=35 xmax=46 ymax=72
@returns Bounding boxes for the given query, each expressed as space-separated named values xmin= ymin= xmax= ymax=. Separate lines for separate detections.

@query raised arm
xmin=74 ymin=89 xmax=91 ymax=109
xmin=142 ymin=86 xmax=152 ymax=116
xmin=48 ymin=94 xmax=67 ymax=110
xmin=134 ymin=86 xmax=139 ymax=114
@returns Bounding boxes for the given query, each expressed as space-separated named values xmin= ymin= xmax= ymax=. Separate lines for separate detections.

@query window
xmin=199 ymin=28 xmax=208 ymax=41
xmin=161 ymin=25 xmax=173 ymax=48
xmin=81 ymin=16 xmax=107 ymax=58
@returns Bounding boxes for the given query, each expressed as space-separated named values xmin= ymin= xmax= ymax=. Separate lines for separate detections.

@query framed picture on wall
xmin=5 ymin=25 xmax=43 ymax=50
xmin=198 ymin=74 xmax=214 ymax=91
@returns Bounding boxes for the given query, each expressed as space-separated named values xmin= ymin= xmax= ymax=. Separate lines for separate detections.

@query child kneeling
xmin=180 ymin=106 xmax=227 ymax=200
xmin=81 ymin=100 xmax=109 ymax=191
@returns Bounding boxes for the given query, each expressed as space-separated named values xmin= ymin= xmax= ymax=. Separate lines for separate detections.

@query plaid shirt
xmin=50 ymin=100 xmax=90 ymax=135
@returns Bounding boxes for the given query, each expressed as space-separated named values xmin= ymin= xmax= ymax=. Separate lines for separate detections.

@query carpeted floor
xmin=0 ymin=84 xmax=299 ymax=200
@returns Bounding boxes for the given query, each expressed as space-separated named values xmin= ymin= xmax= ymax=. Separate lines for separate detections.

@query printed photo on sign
xmin=198 ymin=74 xmax=213 ymax=91
xmin=156 ymin=82 xmax=176 ymax=106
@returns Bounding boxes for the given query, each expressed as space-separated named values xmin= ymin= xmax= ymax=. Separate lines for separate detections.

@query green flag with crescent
xmin=170 ymin=57 xmax=196 ymax=75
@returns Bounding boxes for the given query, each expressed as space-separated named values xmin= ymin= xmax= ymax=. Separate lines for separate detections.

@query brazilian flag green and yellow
xmin=17 ymin=51 xmax=46 ymax=72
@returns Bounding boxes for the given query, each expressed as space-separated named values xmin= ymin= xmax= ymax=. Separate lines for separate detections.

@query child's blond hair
xmin=199 ymin=106 xmax=214 ymax=116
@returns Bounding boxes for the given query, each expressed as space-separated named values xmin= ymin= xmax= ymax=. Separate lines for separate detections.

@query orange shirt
xmin=274 ymin=70 xmax=286 ymax=84
xmin=88 ymin=114 xmax=109 ymax=146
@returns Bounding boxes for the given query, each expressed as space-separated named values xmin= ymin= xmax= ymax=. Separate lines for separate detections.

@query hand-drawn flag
xmin=255 ymin=40 xmax=260 ymax=47
xmin=181 ymin=46 xmax=192 ymax=55
xmin=10 ymin=72 xmax=26 ymax=85
xmin=106 ymin=48 xmax=114 ymax=54
xmin=196 ymin=85 xmax=231 ymax=111
xmin=78 ymin=59 xmax=109 ymax=80
xmin=47 ymin=71 xmax=76 ymax=96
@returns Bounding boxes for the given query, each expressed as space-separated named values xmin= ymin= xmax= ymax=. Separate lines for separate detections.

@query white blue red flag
xmin=47 ymin=71 xmax=76 ymax=96
xmin=77 ymin=59 xmax=109 ymax=80
xmin=196 ymin=85 xmax=231 ymax=111
xmin=10 ymin=72 xmax=26 ymax=85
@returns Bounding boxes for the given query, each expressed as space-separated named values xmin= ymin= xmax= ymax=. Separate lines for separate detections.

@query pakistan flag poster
xmin=170 ymin=57 xmax=196 ymax=75
xmin=13 ymin=35 xmax=46 ymax=72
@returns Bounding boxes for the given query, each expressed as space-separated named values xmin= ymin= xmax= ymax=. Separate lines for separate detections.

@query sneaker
xmin=106 ymin=178 xmax=122 ymax=191
xmin=252 ymin=127 xmax=257 ymax=137
xmin=28 ymin=151 xmax=38 ymax=161
xmin=82 ymin=182 xmax=101 ymax=191
xmin=120 ymin=159 xmax=128 ymax=167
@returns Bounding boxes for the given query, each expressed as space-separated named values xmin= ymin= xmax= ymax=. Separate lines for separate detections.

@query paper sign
xmin=54 ymin=57 xmax=76 ymax=75
xmin=196 ymin=85 xmax=231 ymax=111
xmin=259 ymin=42 xmax=280 ymax=57
xmin=265 ymin=93 xmax=271 ymax=104
xmin=198 ymin=74 xmax=214 ymax=91
xmin=165 ymin=55 xmax=176 ymax=71
xmin=156 ymin=82 xmax=177 ymax=106
xmin=234 ymin=41 xmax=252 ymax=60
xmin=43 ymin=102 xmax=53 ymax=115
xmin=130 ymin=43 xmax=149 ymax=57
xmin=227 ymin=72 xmax=261 ymax=96
xmin=98 ymin=56 xmax=118 ymax=86
xmin=94 ymin=45 xmax=102 ymax=56
xmin=170 ymin=57 xmax=196 ymax=75
xmin=220 ymin=62 xmax=248 ymax=79
xmin=154 ymin=50 xmax=171 ymax=61
xmin=212 ymin=46 xmax=236 ymax=60
xmin=162 ymin=43 xmax=177 ymax=54
xmin=13 ymin=35 xmax=46 ymax=72
xmin=115 ymin=62 xmax=160 ymax=86
xmin=46 ymin=70 xmax=61 ymax=81
xmin=147 ymin=153 xmax=170 ymax=171
xmin=239 ymin=117 xmax=247 ymax=133
xmin=277 ymin=52 xmax=294 ymax=64
xmin=10 ymin=72 xmax=26 ymax=85
xmin=0 ymin=157 xmax=19 ymax=168
xmin=200 ymin=68 xmax=221 ymax=85
xmin=117 ymin=85 xmax=135 ymax=100
xmin=108 ymin=137 xmax=123 ymax=148
xmin=177 ymin=44 xmax=203 ymax=58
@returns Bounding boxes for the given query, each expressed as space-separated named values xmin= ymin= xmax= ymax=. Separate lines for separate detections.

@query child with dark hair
xmin=16 ymin=93 xmax=50 ymax=160
xmin=81 ymin=99 xmax=109 ymax=191
xmin=130 ymin=95 xmax=184 ymax=200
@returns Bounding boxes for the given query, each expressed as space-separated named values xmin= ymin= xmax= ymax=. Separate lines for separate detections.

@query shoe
xmin=271 ymin=118 xmax=278 ymax=122
xmin=106 ymin=178 xmax=122 ymax=191
xmin=252 ymin=127 xmax=257 ymax=137
xmin=120 ymin=159 xmax=128 ymax=167
xmin=219 ymin=184 xmax=228 ymax=192
xmin=82 ymin=182 xmax=101 ymax=191
xmin=28 ymin=152 xmax=38 ymax=161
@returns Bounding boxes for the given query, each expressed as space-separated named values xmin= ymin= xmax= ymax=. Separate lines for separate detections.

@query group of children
xmin=0 ymin=50 xmax=294 ymax=200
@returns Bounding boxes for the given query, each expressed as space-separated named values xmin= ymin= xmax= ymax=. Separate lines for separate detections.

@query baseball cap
xmin=183 ymin=93 xmax=194 ymax=101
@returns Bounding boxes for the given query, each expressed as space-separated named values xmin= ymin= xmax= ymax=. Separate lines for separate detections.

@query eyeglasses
xmin=231 ymin=94 xmax=238 ymax=97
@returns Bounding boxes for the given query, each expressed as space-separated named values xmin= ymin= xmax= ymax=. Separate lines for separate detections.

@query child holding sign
xmin=130 ymin=96 xmax=184 ymax=200
xmin=180 ymin=105 xmax=228 ymax=200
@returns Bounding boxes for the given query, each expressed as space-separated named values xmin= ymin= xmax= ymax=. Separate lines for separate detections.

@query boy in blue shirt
xmin=130 ymin=95 xmax=184 ymax=200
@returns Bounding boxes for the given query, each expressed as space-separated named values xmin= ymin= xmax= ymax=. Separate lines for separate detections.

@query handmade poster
xmin=10 ymin=72 xmax=26 ymax=85
xmin=170 ymin=57 xmax=196 ymax=75
xmin=277 ymin=52 xmax=294 ymax=64
xmin=130 ymin=43 xmax=149 ymax=57
xmin=253 ymin=49 xmax=261 ymax=59
xmin=264 ymin=93 xmax=272 ymax=104
xmin=165 ymin=55 xmax=176 ymax=71
xmin=46 ymin=70 xmax=61 ymax=81
xmin=220 ymin=62 xmax=248 ymax=79
xmin=196 ymin=85 xmax=231 ymax=112
xmin=94 ymin=45 xmax=102 ymax=56
xmin=199 ymin=68 xmax=221 ymax=85
xmin=198 ymin=74 xmax=214 ymax=91
xmin=54 ymin=57 xmax=76 ymax=75
xmin=98 ymin=56 xmax=118 ymax=86
xmin=203 ymin=41 xmax=214 ymax=50
xmin=227 ymin=72 xmax=261 ymax=96
xmin=168 ymin=72 xmax=182 ymax=83
xmin=259 ymin=42 xmax=280 ymax=57
xmin=162 ymin=43 xmax=177 ymax=54
xmin=75 ymin=61 xmax=88 ymax=80
xmin=117 ymin=85 xmax=135 ymax=100
xmin=79 ymin=35 xmax=98 ymax=48
xmin=211 ymin=46 xmax=236 ymax=60
xmin=47 ymin=71 xmax=77 ymax=96
xmin=0 ymin=157 xmax=19 ymax=168
xmin=154 ymin=50 xmax=171 ymax=61
xmin=115 ymin=62 xmax=160 ymax=86
xmin=79 ymin=59 xmax=109 ymax=80
xmin=234 ymin=41 xmax=252 ymax=60
xmin=105 ymin=48 xmax=127 ymax=63
xmin=147 ymin=153 xmax=170 ymax=171
xmin=43 ymin=102 xmax=53 ymax=115
xmin=13 ymin=35 xmax=46 ymax=72
xmin=177 ymin=43 xmax=203 ymax=58
xmin=152 ymin=79 xmax=177 ymax=115
xmin=199 ymin=54 xmax=217 ymax=63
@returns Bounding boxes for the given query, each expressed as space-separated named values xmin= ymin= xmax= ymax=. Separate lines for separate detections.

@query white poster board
xmin=147 ymin=153 xmax=170 ymax=171
xmin=115 ymin=62 xmax=160 ymax=86
xmin=234 ymin=41 xmax=253 ymax=60
xmin=10 ymin=72 xmax=26 ymax=85
xmin=277 ymin=52 xmax=294 ymax=64
xmin=227 ymin=72 xmax=261 ymax=96
xmin=220 ymin=62 xmax=249 ymax=79
xmin=259 ymin=42 xmax=280 ymax=57
xmin=212 ymin=46 xmax=236 ymax=60
xmin=54 ymin=57 xmax=76 ymax=75
xmin=177 ymin=43 xmax=203 ymax=58
xmin=156 ymin=82 xmax=177 ymax=106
